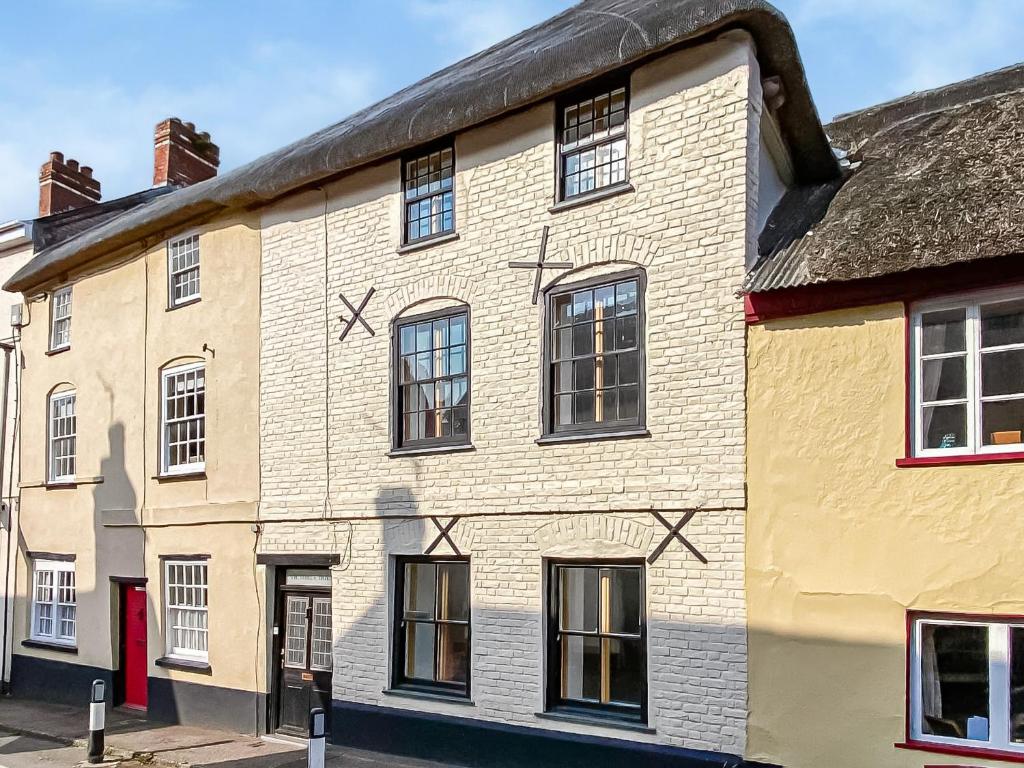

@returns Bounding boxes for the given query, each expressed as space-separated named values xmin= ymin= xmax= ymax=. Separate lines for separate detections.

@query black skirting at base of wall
xmin=331 ymin=700 xmax=772 ymax=768
xmin=147 ymin=677 xmax=266 ymax=735
xmin=10 ymin=654 xmax=113 ymax=708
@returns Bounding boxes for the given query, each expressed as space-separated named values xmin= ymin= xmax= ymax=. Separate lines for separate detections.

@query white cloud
xmin=408 ymin=0 xmax=562 ymax=59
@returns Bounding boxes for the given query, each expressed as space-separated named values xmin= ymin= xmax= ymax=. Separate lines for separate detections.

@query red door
xmin=123 ymin=585 xmax=148 ymax=709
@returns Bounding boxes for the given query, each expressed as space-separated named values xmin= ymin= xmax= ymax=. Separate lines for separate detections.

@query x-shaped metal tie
xmin=647 ymin=510 xmax=708 ymax=565
xmin=338 ymin=287 xmax=376 ymax=342
xmin=508 ymin=225 xmax=573 ymax=305
xmin=424 ymin=517 xmax=461 ymax=556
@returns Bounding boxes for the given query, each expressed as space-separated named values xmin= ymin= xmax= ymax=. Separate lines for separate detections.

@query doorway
xmin=272 ymin=569 xmax=332 ymax=736
xmin=118 ymin=583 xmax=148 ymax=710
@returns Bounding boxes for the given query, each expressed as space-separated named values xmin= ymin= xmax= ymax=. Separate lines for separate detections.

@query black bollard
xmin=307 ymin=707 xmax=326 ymax=768
xmin=87 ymin=679 xmax=106 ymax=764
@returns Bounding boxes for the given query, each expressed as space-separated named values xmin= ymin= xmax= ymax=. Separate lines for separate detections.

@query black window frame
xmin=391 ymin=555 xmax=472 ymax=699
xmin=542 ymin=269 xmax=647 ymax=438
xmin=401 ymin=142 xmax=457 ymax=247
xmin=555 ymin=79 xmax=630 ymax=204
xmin=392 ymin=305 xmax=472 ymax=451
xmin=545 ymin=559 xmax=647 ymax=724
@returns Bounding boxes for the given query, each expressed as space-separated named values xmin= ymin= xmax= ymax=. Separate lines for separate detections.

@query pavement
xmin=0 ymin=697 xmax=456 ymax=768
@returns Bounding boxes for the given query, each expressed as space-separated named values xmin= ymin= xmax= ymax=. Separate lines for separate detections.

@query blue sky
xmin=1 ymin=0 xmax=1021 ymax=223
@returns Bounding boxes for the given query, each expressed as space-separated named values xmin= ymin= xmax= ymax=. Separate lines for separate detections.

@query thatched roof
xmin=7 ymin=0 xmax=837 ymax=293
xmin=746 ymin=62 xmax=1024 ymax=293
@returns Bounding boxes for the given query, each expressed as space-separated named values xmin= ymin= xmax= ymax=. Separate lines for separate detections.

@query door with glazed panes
xmin=275 ymin=590 xmax=333 ymax=735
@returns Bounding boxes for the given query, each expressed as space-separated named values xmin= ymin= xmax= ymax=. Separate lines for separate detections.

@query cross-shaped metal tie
xmin=647 ymin=510 xmax=708 ymax=565
xmin=338 ymin=287 xmax=376 ymax=342
xmin=508 ymin=225 xmax=573 ymax=305
xmin=424 ymin=517 xmax=461 ymax=556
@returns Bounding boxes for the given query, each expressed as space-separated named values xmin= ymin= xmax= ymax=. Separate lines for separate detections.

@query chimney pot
xmin=81 ymin=166 xmax=93 ymax=178
xmin=153 ymin=117 xmax=220 ymax=188
xmin=49 ymin=151 xmax=64 ymax=163
xmin=38 ymin=151 xmax=101 ymax=217
xmin=67 ymin=159 xmax=79 ymax=172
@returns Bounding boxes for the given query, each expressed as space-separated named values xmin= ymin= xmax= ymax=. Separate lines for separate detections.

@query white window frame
xmin=48 ymin=390 xmax=76 ymax=483
xmin=911 ymin=286 xmax=1024 ymax=457
xmin=909 ymin=614 xmax=1024 ymax=755
xmin=167 ymin=234 xmax=201 ymax=308
xmin=164 ymin=559 xmax=209 ymax=662
xmin=31 ymin=559 xmax=76 ymax=646
xmin=49 ymin=286 xmax=72 ymax=351
xmin=160 ymin=362 xmax=206 ymax=476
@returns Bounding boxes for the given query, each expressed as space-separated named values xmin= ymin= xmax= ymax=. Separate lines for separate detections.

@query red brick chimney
xmin=38 ymin=151 xmax=101 ymax=217
xmin=153 ymin=118 xmax=220 ymax=188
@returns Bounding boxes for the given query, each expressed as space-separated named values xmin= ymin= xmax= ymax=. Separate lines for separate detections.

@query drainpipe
xmin=0 ymin=341 xmax=13 ymax=694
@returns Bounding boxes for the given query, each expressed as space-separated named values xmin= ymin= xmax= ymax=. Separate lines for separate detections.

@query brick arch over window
xmin=543 ymin=233 xmax=659 ymax=293
xmin=385 ymin=274 xmax=478 ymax=320
xmin=535 ymin=515 xmax=654 ymax=558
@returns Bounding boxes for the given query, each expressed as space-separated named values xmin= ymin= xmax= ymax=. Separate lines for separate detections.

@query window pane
xmin=923 ymin=404 xmax=967 ymax=449
xmin=404 ymin=563 xmax=435 ymax=619
xmin=560 ymin=567 xmax=599 ymax=632
xmin=449 ymin=315 xmax=466 ymax=346
xmin=982 ymin=400 xmax=1024 ymax=446
xmin=555 ymin=394 xmax=573 ymax=426
xmin=606 ymin=568 xmax=641 ymax=635
xmin=554 ymin=295 xmax=573 ymax=327
xmin=400 ymin=326 xmax=416 ymax=355
xmin=572 ymin=291 xmax=594 ymax=323
xmin=594 ymin=285 xmax=616 ymax=318
xmin=575 ymin=391 xmax=595 ymax=424
xmin=437 ymin=623 xmax=469 ymax=684
xmin=607 ymin=637 xmax=644 ymax=706
xmin=561 ymin=635 xmax=601 ymax=702
xmin=437 ymin=563 xmax=469 ymax=622
xmin=920 ymin=623 xmax=989 ymax=741
xmin=922 ymin=356 xmax=967 ymax=401
xmin=922 ymin=309 xmax=966 ymax=355
xmin=575 ymin=358 xmax=595 ymax=391
xmin=981 ymin=299 xmax=1024 ymax=348
xmin=405 ymin=622 xmax=435 ymax=680
xmin=573 ymin=324 xmax=594 ymax=357
xmin=981 ymin=349 xmax=1024 ymax=397
xmin=555 ymin=362 xmax=573 ymax=394
xmin=285 ymin=596 xmax=308 ymax=668
xmin=619 ymin=386 xmax=639 ymax=421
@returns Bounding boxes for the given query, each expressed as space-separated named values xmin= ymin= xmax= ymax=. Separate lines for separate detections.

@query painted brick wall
xmin=260 ymin=34 xmax=763 ymax=756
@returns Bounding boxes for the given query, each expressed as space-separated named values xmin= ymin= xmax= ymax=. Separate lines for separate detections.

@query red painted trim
xmin=745 ymin=253 xmax=1024 ymax=324
xmin=897 ymin=741 xmax=1024 ymax=764
xmin=896 ymin=452 xmax=1024 ymax=468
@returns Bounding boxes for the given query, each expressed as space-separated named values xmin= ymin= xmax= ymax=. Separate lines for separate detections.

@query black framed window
xmin=558 ymin=85 xmax=628 ymax=201
xmin=395 ymin=308 xmax=470 ymax=449
xmin=403 ymin=146 xmax=455 ymax=245
xmin=393 ymin=558 xmax=470 ymax=697
xmin=546 ymin=272 xmax=644 ymax=436
xmin=547 ymin=562 xmax=646 ymax=722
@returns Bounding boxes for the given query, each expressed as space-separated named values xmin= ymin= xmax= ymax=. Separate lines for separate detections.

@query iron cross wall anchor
xmin=647 ymin=510 xmax=709 ymax=565
xmin=424 ymin=517 xmax=461 ymax=556
xmin=338 ymin=287 xmax=376 ymax=342
xmin=508 ymin=225 xmax=573 ymax=305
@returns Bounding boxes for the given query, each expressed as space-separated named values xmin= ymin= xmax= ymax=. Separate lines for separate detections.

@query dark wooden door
xmin=275 ymin=591 xmax=332 ymax=735
xmin=122 ymin=584 xmax=148 ymax=709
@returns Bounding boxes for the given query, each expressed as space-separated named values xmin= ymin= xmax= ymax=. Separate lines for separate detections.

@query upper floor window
xmin=393 ymin=558 xmax=470 ymax=697
xmin=909 ymin=613 xmax=1024 ymax=756
xmin=403 ymin=146 xmax=455 ymax=245
xmin=395 ymin=309 xmax=469 ymax=449
xmin=49 ymin=286 xmax=72 ymax=351
xmin=911 ymin=291 xmax=1024 ymax=456
xmin=545 ymin=272 xmax=644 ymax=437
xmin=161 ymin=362 xmax=205 ymax=475
xmin=165 ymin=559 xmax=208 ymax=661
xmin=168 ymin=235 xmax=200 ymax=308
xmin=48 ymin=390 xmax=76 ymax=483
xmin=31 ymin=558 xmax=76 ymax=646
xmin=558 ymin=85 xmax=628 ymax=201
xmin=547 ymin=562 xmax=646 ymax=722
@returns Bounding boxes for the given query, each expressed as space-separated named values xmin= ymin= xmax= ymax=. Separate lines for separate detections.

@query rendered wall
xmin=746 ymin=302 xmax=1024 ymax=768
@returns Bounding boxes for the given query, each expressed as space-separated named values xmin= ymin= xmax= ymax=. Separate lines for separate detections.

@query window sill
xmin=536 ymin=428 xmax=650 ymax=446
xmin=22 ymin=639 xmax=78 ymax=655
xmin=396 ymin=232 xmax=460 ymax=254
xmin=535 ymin=710 xmax=653 ymax=734
xmin=388 ymin=443 xmax=475 ymax=458
xmin=382 ymin=688 xmax=474 ymax=706
xmin=21 ymin=476 xmax=104 ymax=490
xmin=155 ymin=656 xmax=212 ymax=673
xmin=45 ymin=346 xmax=70 ymax=357
xmin=152 ymin=471 xmax=207 ymax=483
xmin=549 ymin=182 xmax=634 ymax=214
xmin=896 ymin=740 xmax=1024 ymax=764
xmin=896 ymin=452 xmax=1024 ymax=468
xmin=166 ymin=296 xmax=201 ymax=312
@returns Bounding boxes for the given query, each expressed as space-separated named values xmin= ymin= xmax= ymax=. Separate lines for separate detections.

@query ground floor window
xmin=392 ymin=558 xmax=470 ymax=697
xmin=547 ymin=561 xmax=646 ymax=722
xmin=164 ymin=559 xmax=209 ymax=661
xmin=31 ymin=559 xmax=76 ymax=645
xmin=910 ymin=613 xmax=1024 ymax=754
